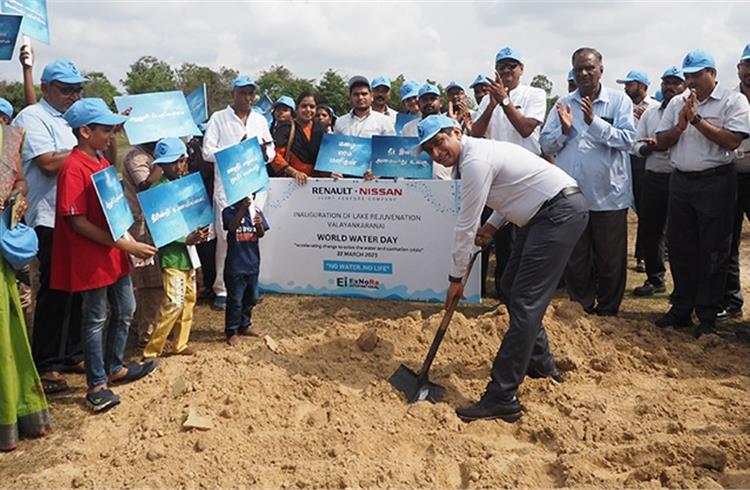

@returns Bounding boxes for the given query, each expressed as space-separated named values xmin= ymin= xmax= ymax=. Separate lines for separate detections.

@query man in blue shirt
xmin=540 ymin=47 xmax=636 ymax=316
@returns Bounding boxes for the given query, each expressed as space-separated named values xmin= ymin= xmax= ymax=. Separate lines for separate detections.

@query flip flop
xmin=86 ymin=389 xmax=120 ymax=412
xmin=109 ymin=360 xmax=158 ymax=385
xmin=41 ymin=376 xmax=69 ymax=394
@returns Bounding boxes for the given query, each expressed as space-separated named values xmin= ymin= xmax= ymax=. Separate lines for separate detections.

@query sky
xmin=1 ymin=1 xmax=749 ymax=98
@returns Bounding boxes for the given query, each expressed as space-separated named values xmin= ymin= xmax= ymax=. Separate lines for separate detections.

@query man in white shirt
xmin=371 ymin=76 xmax=398 ymax=127
xmin=334 ymin=76 xmax=395 ymax=137
xmin=417 ymin=115 xmax=587 ymax=423
xmin=401 ymin=83 xmax=453 ymax=180
xmin=202 ymin=75 xmax=275 ymax=310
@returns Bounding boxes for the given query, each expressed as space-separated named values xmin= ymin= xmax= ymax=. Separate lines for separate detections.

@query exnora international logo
xmin=311 ymin=186 xmax=403 ymax=197
xmin=336 ymin=277 xmax=381 ymax=289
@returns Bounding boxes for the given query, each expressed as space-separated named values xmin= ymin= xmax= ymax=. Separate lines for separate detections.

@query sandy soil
xmin=3 ymin=215 xmax=750 ymax=489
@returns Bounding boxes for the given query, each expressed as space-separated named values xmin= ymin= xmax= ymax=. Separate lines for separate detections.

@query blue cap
xmin=616 ymin=70 xmax=650 ymax=86
xmin=371 ymin=76 xmax=391 ymax=89
xmin=273 ymin=95 xmax=296 ymax=112
xmin=152 ymin=137 xmax=188 ymax=165
xmin=63 ymin=98 xmax=127 ymax=129
xmin=469 ymin=74 xmax=490 ymax=88
xmin=446 ymin=80 xmax=465 ymax=93
xmin=495 ymin=46 xmax=523 ymax=63
xmin=197 ymin=122 xmax=208 ymax=134
xmin=41 ymin=59 xmax=89 ymax=85
xmin=233 ymin=76 xmax=258 ymax=89
xmin=741 ymin=43 xmax=750 ymax=61
xmin=400 ymin=80 xmax=420 ymax=101
xmin=0 ymin=97 xmax=13 ymax=119
xmin=682 ymin=50 xmax=716 ymax=74
xmin=654 ymin=90 xmax=664 ymax=103
xmin=661 ymin=65 xmax=685 ymax=81
xmin=416 ymin=115 xmax=459 ymax=149
xmin=418 ymin=83 xmax=440 ymax=98
xmin=567 ymin=69 xmax=575 ymax=81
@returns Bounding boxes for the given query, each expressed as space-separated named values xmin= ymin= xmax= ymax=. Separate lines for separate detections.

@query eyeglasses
xmin=496 ymin=62 xmax=519 ymax=72
xmin=51 ymin=82 xmax=84 ymax=96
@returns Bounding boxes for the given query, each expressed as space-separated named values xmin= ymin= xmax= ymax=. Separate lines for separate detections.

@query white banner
xmin=259 ymin=178 xmax=481 ymax=303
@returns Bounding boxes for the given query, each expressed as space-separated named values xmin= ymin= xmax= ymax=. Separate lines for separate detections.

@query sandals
xmin=86 ymin=389 xmax=120 ymax=412
xmin=109 ymin=360 xmax=158 ymax=386
xmin=41 ymin=375 xmax=69 ymax=394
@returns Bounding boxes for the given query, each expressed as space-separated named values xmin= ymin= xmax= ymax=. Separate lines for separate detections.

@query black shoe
xmin=717 ymin=307 xmax=742 ymax=321
xmin=594 ymin=308 xmax=617 ymax=317
xmin=633 ymin=280 xmax=666 ymax=297
xmin=655 ymin=310 xmax=693 ymax=329
xmin=692 ymin=323 xmax=717 ymax=339
xmin=636 ymin=259 xmax=646 ymax=273
xmin=526 ymin=365 xmax=564 ymax=384
xmin=455 ymin=394 xmax=522 ymax=423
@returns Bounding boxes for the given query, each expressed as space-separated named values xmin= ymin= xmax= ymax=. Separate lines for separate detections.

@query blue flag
xmin=314 ymin=133 xmax=371 ymax=177
xmin=214 ymin=137 xmax=270 ymax=206
xmin=0 ymin=14 xmax=22 ymax=60
xmin=395 ymin=113 xmax=419 ymax=135
xmin=138 ymin=172 xmax=214 ymax=249
xmin=91 ymin=166 xmax=134 ymax=241
xmin=370 ymin=135 xmax=432 ymax=179
xmin=114 ymin=91 xmax=201 ymax=145
xmin=186 ymin=84 xmax=207 ymax=124
xmin=1 ymin=0 xmax=48 ymax=44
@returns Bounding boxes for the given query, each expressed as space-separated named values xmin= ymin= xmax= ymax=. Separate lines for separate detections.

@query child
xmin=222 ymin=194 xmax=268 ymax=346
xmin=52 ymin=98 xmax=158 ymax=412
xmin=143 ymin=138 xmax=208 ymax=358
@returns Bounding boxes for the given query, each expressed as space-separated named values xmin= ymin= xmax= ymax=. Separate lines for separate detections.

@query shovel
xmin=389 ymin=246 xmax=486 ymax=403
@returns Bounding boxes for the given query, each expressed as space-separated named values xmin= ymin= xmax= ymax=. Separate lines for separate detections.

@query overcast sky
xmin=1 ymin=1 xmax=749 ymax=98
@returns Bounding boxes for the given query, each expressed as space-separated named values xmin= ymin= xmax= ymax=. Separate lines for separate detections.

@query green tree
xmin=82 ymin=72 xmax=120 ymax=110
xmin=0 ymin=80 xmax=39 ymax=113
xmin=256 ymin=65 xmax=315 ymax=103
xmin=175 ymin=63 xmax=237 ymax=115
xmin=389 ymin=74 xmax=406 ymax=111
xmin=121 ymin=56 xmax=178 ymax=94
xmin=315 ymin=68 xmax=349 ymax=116
xmin=530 ymin=74 xmax=553 ymax=95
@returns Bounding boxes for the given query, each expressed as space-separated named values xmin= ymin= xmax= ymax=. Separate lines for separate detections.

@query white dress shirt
xmin=732 ymin=85 xmax=750 ymax=173
xmin=334 ymin=109 xmax=395 ymax=138
xmin=633 ymin=104 xmax=673 ymax=173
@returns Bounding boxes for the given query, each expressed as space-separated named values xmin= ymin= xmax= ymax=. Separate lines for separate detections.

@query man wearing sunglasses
xmin=12 ymin=59 xmax=89 ymax=395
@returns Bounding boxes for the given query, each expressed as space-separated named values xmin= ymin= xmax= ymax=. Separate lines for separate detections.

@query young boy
xmin=52 ymin=98 xmax=159 ymax=412
xmin=142 ymin=138 xmax=208 ymax=358
xmin=222 ymin=194 xmax=268 ymax=346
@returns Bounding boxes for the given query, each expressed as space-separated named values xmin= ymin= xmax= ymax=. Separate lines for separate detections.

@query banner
xmin=314 ymin=133 xmax=371 ymax=177
xmin=114 ymin=90 xmax=201 ymax=145
xmin=259 ymin=178 xmax=481 ymax=303
xmin=395 ymin=113 xmax=419 ymax=135
xmin=137 ymin=172 xmax=214 ymax=248
xmin=186 ymin=84 xmax=207 ymax=124
xmin=1 ymin=0 xmax=48 ymax=44
xmin=370 ymin=135 xmax=432 ymax=179
xmin=91 ymin=166 xmax=134 ymax=241
xmin=0 ymin=14 xmax=21 ymax=60
xmin=214 ymin=137 xmax=270 ymax=206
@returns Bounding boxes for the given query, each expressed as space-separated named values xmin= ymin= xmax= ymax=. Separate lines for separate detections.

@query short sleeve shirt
xmin=51 ymin=148 xmax=131 ymax=292
xmin=221 ymin=203 xmax=269 ymax=275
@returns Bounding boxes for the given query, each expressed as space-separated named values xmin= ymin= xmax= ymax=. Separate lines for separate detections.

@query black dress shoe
xmin=692 ymin=323 xmax=717 ymax=338
xmin=636 ymin=259 xmax=646 ymax=273
xmin=526 ymin=365 xmax=564 ymax=384
xmin=717 ymin=307 xmax=742 ymax=321
xmin=456 ymin=394 xmax=522 ymax=423
xmin=633 ymin=281 xmax=666 ymax=297
xmin=655 ymin=310 xmax=693 ymax=329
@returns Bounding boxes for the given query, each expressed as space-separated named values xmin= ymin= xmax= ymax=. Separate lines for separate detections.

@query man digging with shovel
xmin=418 ymin=115 xmax=588 ymax=422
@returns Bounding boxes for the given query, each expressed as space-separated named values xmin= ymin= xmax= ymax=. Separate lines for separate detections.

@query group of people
xmin=1 ymin=41 xmax=750 ymax=451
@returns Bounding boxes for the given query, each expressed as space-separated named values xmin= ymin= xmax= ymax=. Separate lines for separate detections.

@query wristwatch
xmin=501 ymin=97 xmax=511 ymax=108
xmin=448 ymin=275 xmax=462 ymax=283
xmin=690 ymin=114 xmax=703 ymax=126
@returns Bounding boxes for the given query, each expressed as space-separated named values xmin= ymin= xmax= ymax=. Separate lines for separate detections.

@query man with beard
xmin=370 ymin=76 xmax=398 ymax=127
xmin=334 ymin=76 xmax=395 ymax=137
xmin=401 ymin=83 xmax=453 ymax=180
xmin=631 ymin=67 xmax=686 ymax=297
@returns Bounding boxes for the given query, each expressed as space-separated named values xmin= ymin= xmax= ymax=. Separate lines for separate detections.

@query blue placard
xmin=114 ymin=91 xmax=201 ymax=145
xmin=214 ymin=137 xmax=270 ymax=206
xmin=395 ymin=113 xmax=419 ymax=135
xmin=370 ymin=135 xmax=432 ymax=179
xmin=1 ymin=0 xmax=48 ymax=44
xmin=253 ymin=94 xmax=273 ymax=126
xmin=314 ymin=133 xmax=371 ymax=177
xmin=186 ymin=84 xmax=207 ymax=124
xmin=91 ymin=166 xmax=134 ymax=241
xmin=137 ymin=172 xmax=214 ymax=249
xmin=0 ymin=14 xmax=21 ymax=60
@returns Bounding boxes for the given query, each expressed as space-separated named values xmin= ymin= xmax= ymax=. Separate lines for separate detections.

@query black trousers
xmin=639 ymin=171 xmax=671 ymax=287
xmin=196 ymin=238 xmax=217 ymax=294
xmin=486 ymin=191 xmax=588 ymax=399
xmin=31 ymin=226 xmax=83 ymax=374
xmin=565 ymin=209 xmax=628 ymax=315
xmin=631 ymin=155 xmax=646 ymax=259
xmin=723 ymin=172 xmax=750 ymax=310
xmin=668 ymin=168 xmax=736 ymax=324
xmin=479 ymin=207 xmax=513 ymax=298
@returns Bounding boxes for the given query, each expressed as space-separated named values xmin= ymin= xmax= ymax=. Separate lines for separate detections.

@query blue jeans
xmin=80 ymin=274 xmax=136 ymax=389
xmin=224 ymin=272 xmax=259 ymax=337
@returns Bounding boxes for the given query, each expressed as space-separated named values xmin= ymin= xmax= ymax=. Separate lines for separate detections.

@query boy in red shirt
xmin=51 ymin=98 xmax=159 ymax=412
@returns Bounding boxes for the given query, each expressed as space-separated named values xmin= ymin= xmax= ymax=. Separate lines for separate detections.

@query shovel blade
xmin=388 ymin=364 xmax=446 ymax=403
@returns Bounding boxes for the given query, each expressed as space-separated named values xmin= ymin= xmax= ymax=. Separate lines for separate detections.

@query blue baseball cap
xmin=661 ymin=65 xmax=685 ymax=81
xmin=446 ymin=80 xmax=465 ymax=93
xmin=233 ymin=76 xmax=258 ymax=89
xmin=273 ymin=95 xmax=296 ymax=112
xmin=740 ymin=43 xmax=750 ymax=61
xmin=0 ymin=97 xmax=13 ymax=119
xmin=469 ymin=74 xmax=490 ymax=88
xmin=418 ymin=83 xmax=440 ymax=98
xmin=654 ymin=90 xmax=664 ymax=103
xmin=400 ymin=80 xmax=420 ymax=101
xmin=682 ymin=50 xmax=716 ymax=74
xmin=495 ymin=46 xmax=523 ymax=63
xmin=616 ymin=70 xmax=650 ymax=86
xmin=371 ymin=76 xmax=391 ymax=89
xmin=152 ymin=137 xmax=188 ymax=165
xmin=63 ymin=98 xmax=127 ymax=129
xmin=197 ymin=122 xmax=208 ymax=134
xmin=567 ymin=69 xmax=575 ymax=81
xmin=41 ymin=59 xmax=89 ymax=85
xmin=416 ymin=115 xmax=459 ymax=150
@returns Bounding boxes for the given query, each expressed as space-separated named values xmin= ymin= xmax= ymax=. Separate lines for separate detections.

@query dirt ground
xmin=3 ymin=214 xmax=750 ymax=489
